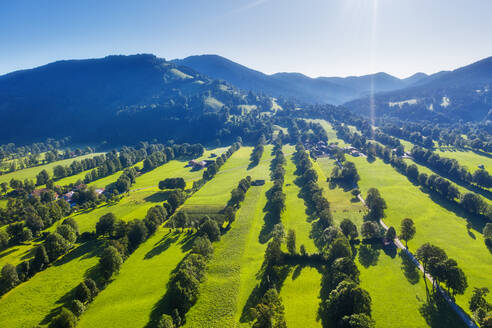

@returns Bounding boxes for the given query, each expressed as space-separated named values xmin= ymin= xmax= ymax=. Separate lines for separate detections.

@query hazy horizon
xmin=2 ymin=0 xmax=492 ymax=78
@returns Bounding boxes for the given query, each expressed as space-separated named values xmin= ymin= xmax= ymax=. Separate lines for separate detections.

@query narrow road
xmin=334 ymin=158 xmax=478 ymax=328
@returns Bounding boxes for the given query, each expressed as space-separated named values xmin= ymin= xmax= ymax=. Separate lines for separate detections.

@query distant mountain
xmin=0 ymin=54 xmax=273 ymax=144
xmin=344 ymin=56 xmax=492 ymax=122
xmin=173 ymin=55 xmax=418 ymax=104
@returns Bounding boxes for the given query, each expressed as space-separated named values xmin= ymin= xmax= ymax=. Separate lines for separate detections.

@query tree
xmin=198 ymin=218 xmax=220 ymax=242
xmin=415 ymin=243 xmax=447 ymax=277
xmin=340 ymin=219 xmax=358 ymax=240
xmin=128 ymin=220 xmax=148 ymax=250
xmin=385 ymin=227 xmax=396 ymax=241
xmin=340 ymin=313 xmax=375 ymax=328
xmin=252 ymin=288 xmax=287 ymax=328
xmin=75 ymin=281 xmax=92 ymax=303
xmin=286 ymin=229 xmax=297 ymax=255
xmin=70 ymin=300 xmax=85 ymax=317
xmin=328 ymin=237 xmax=352 ymax=261
xmin=469 ymin=287 xmax=490 ymax=313
xmin=461 ymin=193 xmax=487 ymax=216
xmin=157 ymin=314 xmax=175 ymax=328
xmin=44 ymin=232 xmax=71 ymax=262
xmin=365 ymin=188 xmax=386 ymax=221
xmin=96 ymin=213 xmax=116 ymax=236
xmin=99 ymin=246 xmax=123 ymax=280
xmin=399 ymin=218 xmax=416 ymax=249
xmin=62 ymin=218 xmax=79 ymax=235
xmin=25 ymin=215 xmax=44 ymax=236
xmin=406 ymin=164 xmax=419 ymax=181
xmin=360 ymin=222 xmax=380 ymax=241
xmin=53 ymin=165 xmax=68 ymax=179
xmin=32 ymin=245 xmax=50 ymax=272
xmin=192 ymin=236 xmax=213 ymax=259
xmin=323 ymin=280 xmax=372 ymax=323
xmin=0 ymin=230 xmax=9 ymax=250
xmin=36 ymin=169 xmax=50 ymax=186
xmin=56 ymin=225 xmax=77 ymax=244
xmin=0 ymin=264 xmax=20 ymax=292
xmin=48 ymin=307 xmax=77 ymax=328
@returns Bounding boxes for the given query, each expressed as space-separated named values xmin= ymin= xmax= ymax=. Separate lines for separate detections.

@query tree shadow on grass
xmin=419 ymin=294 xmax=466 ymax=328
xmin=53 ymin=240 xmax=101 ymax=267
xmin=144 ymin=232 xmax=179 ymax=260
xmin=179 ymin=231 xmax=196 ymax=252
xmin=0 ymin=247 xmax=19 ymax=259
xmin=418 ymin=185 xmax=488 ymax=233
xmin=399 ymin=251 xmax=420 ymax=285
xmin=358 ymin=243 xmax=380 ymax=268
xmin=40 ymin=242 xmax=103 ymax=325
xmin=239 ymin=264 xmax=291 ymax=324
xmin=144 ymin=191 xmax=170 ymax=203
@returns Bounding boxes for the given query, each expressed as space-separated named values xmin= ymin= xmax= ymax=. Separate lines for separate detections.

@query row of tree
xmin=223 ymin=176 xmax=252 ymax=223
xmin=49 ymin=205 xmax=170 ymax=328
xmin=250 ymin=135 xmax=266 ymax=167
xmin=202 ymin=141 xmax=241 ymax=181
xmin=0 ymin=218 xmax=79 ymax=295
xmin=411 ymin=146 xmax=492 ymax=189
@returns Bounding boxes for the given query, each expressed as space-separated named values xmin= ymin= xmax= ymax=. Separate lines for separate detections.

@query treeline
xmin=250 ymin=135 xmax=266 ymax=167
xmin=223 ymin=176 xmax=252 ymax=223
xmin=151 ymin=180 xmax=252 ymax=327
xmin=280 ymin=117 xmax=328 ymax=145
xmin=0 ymin=136 xmax=72 ymax=163
xmin=259 ymin=140 xmax=286 ymax=243
xmin=35 ymin=154 xmax=106 ymax=185
xmin=202 ymin=141 xmax=241 ymax=181
xmin=332 ymin=119 xmax=492 ymax=221
xmin=292 ymin=143 xmax=333 ymax=248
xmin=48 ymin=206 xmax=169 ymax=327
xmin=411 ymin=146 xmax=492 ymax=189
xmin=0 ymin=196 xmax=72 ymax=248
xmin=416 ymin=243 xmax=468 ymax=298
xmin=0 ymin=217 xmax=80 ymax=296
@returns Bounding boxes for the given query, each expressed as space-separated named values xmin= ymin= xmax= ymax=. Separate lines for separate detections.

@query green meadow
xmin=280 ymin=266 xmax=322 ymax=328
xmin=0 ymin=240 xmax=101 ymax=328
xmin=314 ymin=155 xmax=435 ymax=328
xmin=182 ymin=146 xmax=258 ymax=212
xmin=351 ymin=156 xmax=492 ymax=311
xmin=78 ymin=230 xmax=192 ymax=328
xmin=435 ymin=147 xmax=492 ymax=174
xmin=0 ymin=153 xmax=105 ymax=185
xmin=184 ymin=146 xmax=273 ymax=327
xmin=282 ymin=150 xmax=317 ymax=253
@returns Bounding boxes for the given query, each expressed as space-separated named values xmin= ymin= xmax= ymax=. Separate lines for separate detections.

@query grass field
xmin=314 ymin=155 xmax=436 ymax=327
xmin=0 ymin=240 xmax=101 ymax=328
xmin=403 ymin=158 xmax=492 ymax=205
xmin=306 ymin=119 xmax=349 ymax=146
xmin=435 ymin=147 xmax=492 ymax=174
xmin=282 ymin=150 xmax=317 ymax=253
xmin=314 ymin=158 xmax=366 ymax=227
xmin=0 ymin=238 xmax=43 ymax=268
xmin=131 ymin=148 xmax=227 ymax=190
xmin=351 ymin=156 xmax=492 ymax=312
xmin=78 ymin=230 xmax=192 ymax=328
xmin=280 ymin=265 xmax=322 ymax=328
xmin=183 ymin=146 xmax=273 ymax=327
xmin=0 ymin=153 xmax=105 ymax=185
xmin=182 ymin=146 xmax=258 ymax=212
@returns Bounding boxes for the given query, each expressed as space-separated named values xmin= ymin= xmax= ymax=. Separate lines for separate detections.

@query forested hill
xmin=0 ymin=54 xmax=274 ymax=145
xmin=344 ymin=56 xmax=492 ymax=122
xmin=173 ymin=54 xmax=423 ymax=104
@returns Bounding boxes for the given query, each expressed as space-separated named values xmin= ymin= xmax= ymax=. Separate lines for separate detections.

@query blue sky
xmin=1 ymin=0 xmax=492 ymax=78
